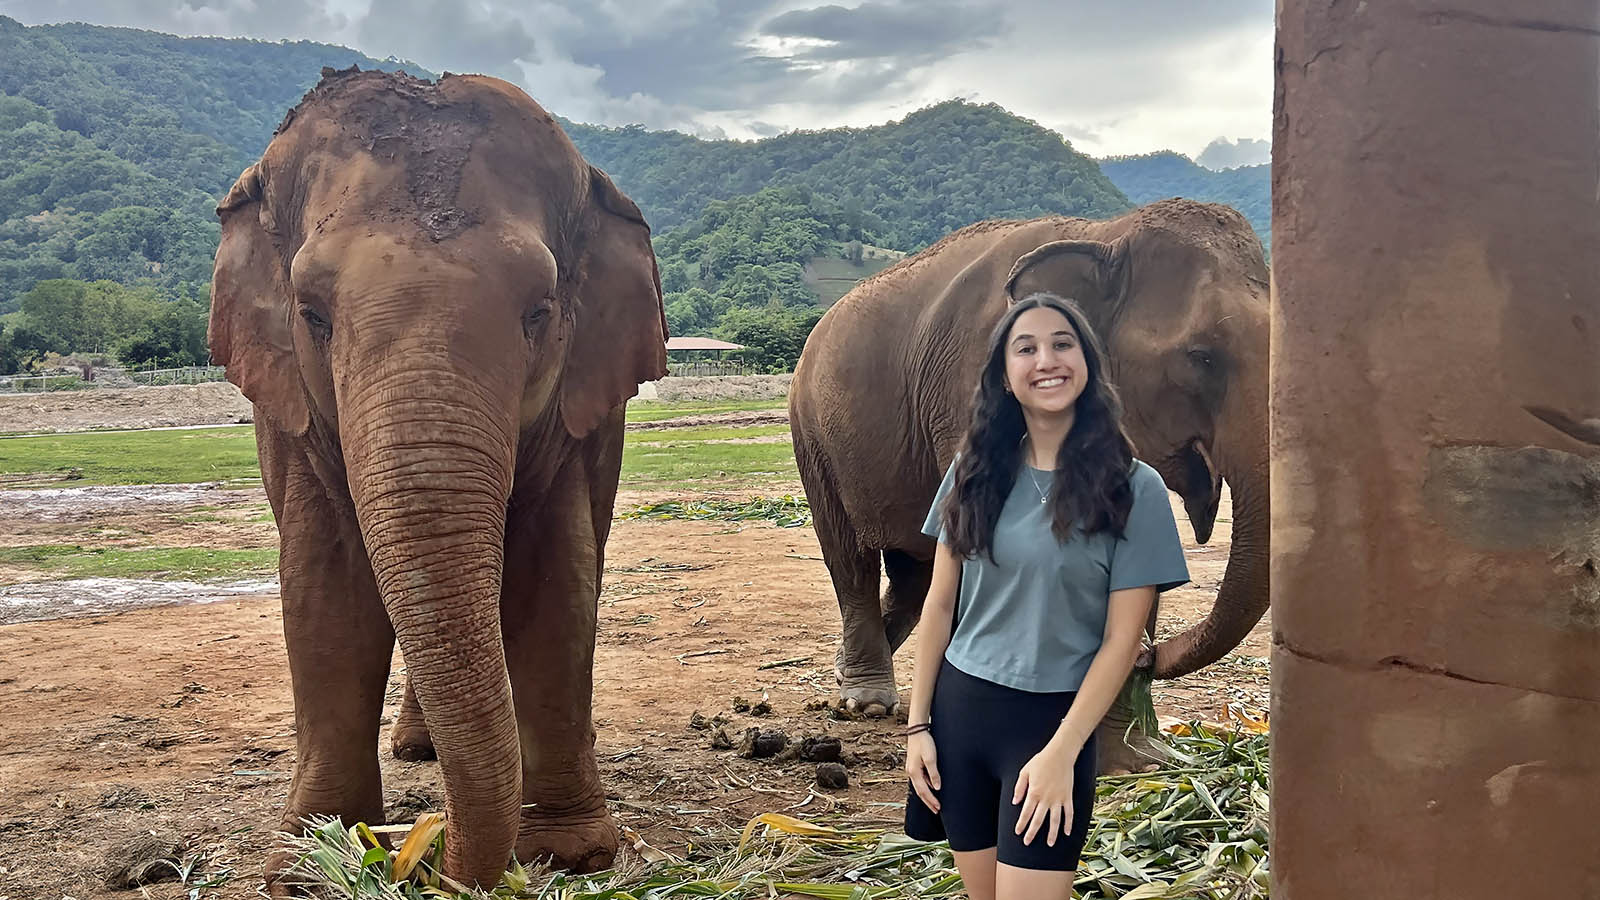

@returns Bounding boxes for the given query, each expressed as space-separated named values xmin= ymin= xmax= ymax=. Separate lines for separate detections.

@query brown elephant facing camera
xmin=790 ymin=200 xmax=1271 ymax=774
xmin=208 ymin=67 xmax=667 ymax=890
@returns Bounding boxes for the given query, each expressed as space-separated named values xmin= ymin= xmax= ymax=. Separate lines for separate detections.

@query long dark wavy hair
xmin=941 ymin=292 xmax=1137 ymax=562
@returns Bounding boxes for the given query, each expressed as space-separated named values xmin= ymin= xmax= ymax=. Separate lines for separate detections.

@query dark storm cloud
xmin=0 ymin=0 xmax=1274 ymax=151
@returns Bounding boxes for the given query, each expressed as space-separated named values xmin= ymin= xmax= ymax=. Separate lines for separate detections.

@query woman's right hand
xmin=906 ymin=731 xmax=942 ymax=813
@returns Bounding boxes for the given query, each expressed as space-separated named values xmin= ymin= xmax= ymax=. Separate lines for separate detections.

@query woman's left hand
xmin=1012 ymin=739 xmax=1078 ymax=846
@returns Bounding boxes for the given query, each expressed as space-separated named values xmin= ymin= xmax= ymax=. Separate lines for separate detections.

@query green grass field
xmin=803 ymin=254 xmax=899 ymax=306
xmin=0 ymin=545 xmax=279 ymax=580
xmin=0 ymin=403 xmax=795 ymax=490
xmin=0 ymin=425 xmax=262 ymax=486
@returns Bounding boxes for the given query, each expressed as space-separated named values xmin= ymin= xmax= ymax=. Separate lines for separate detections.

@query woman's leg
xmin=995 ymin=862 xmax=1075 ymax=900
xmin=952 ymin=849 xmax=999 ymax=900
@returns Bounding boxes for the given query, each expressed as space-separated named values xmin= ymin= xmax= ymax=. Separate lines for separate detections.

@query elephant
xmin=207 ymin=67 xmax=667 ymax=890
xmin=788 ymin=199 xmax=1269 ymax=774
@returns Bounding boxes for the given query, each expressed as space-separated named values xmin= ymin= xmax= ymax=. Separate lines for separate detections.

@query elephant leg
xmin=389 ymin=677 xmax=435 ymax=761
xmin=881 ymin=549 xmax=933 ymax=653
xmin=821 ymin=537 xmax=894 ymax=716
xmin=500 ymin=454 xmax=617 ymax=873
xmin=256 ymin=426 xmax=394 ymax=894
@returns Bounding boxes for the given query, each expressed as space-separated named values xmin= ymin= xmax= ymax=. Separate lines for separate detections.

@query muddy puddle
xmin=0 ymin=575 xmax=279 ymax=625
xmin=0 ymin=482 xmax=262 ymax=520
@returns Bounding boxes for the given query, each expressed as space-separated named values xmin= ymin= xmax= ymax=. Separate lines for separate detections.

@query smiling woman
xmin=902 ymin=292 xmax=1190 ymax=900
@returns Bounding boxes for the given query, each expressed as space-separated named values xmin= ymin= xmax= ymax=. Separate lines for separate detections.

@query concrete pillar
xmin=1271 ymin=2 xmax=1600 ymax=897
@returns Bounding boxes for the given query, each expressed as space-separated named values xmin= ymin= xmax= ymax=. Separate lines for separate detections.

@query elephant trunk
xmin=342 ymin=366 xmax=522 ymax=887
xmin=1152 ymin=384 xmax=1271 ymax=679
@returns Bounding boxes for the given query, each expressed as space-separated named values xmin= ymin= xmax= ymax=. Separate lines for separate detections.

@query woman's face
xmin=1004 ymin=306 xmax=1088 ymax=417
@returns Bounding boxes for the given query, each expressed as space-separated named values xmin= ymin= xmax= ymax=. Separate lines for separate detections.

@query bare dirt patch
xmin=0 ymin=478 xmax=1264 ymax=898
xmin=0 ymin=382 xmax=254 ymax=434
xmin=0 ymin=375 xmax=795 ymax=436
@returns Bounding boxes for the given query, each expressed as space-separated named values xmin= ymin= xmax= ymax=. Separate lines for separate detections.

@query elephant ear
xmin=559 ymin=164 xmax=669 ymax=438
xmin=1003 ymin=238 xmax=1130 ymax=309
xmin=208 ymin=164 xmax=310 ymax=435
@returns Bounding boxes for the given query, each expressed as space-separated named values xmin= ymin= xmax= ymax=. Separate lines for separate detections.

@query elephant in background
xmin=789 ymin=199 xmax=1270 ymax=773
xmin=208 ymin=67 xmax=666 ymax=890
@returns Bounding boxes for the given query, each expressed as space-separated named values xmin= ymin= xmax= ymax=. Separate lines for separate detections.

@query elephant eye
xmin=298 ymin=304 xmax=331 ymax=340
xmin=1188 ymin=348 xmax=1216 ymax=369
xmin=523 ymin=305 xmax=552 ymax=338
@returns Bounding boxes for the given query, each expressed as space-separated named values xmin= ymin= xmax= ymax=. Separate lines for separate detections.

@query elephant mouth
xmin=1174 ymin=438 xmax=1222 ymax=544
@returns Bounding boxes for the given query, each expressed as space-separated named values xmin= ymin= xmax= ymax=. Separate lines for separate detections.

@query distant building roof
xmin=666 ymin=337 xmax=745 ymax=351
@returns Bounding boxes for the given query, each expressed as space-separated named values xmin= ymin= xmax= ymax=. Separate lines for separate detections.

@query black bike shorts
xmin=904 ymin=658 xmax=1098 ymax=871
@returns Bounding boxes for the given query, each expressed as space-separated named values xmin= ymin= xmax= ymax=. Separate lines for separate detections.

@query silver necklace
xmin=1022 ymin=436 xmax=1050 ymax=505
xmin=1027 ymin=466 xmax=1050 ymax=505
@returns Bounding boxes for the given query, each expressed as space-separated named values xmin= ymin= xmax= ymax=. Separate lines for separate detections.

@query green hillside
xmin=0 ymin=15 xmax=430 ymax=313
xmin=1097 ymin=151 xmax=1270 ymax=251
xmin=0 ymin=15 xmax=1176 ymax=374
xmin=562 ymin=100 xmax=1131 ymax=251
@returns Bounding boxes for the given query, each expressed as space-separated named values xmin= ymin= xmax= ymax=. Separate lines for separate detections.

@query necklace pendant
xmin=1041 ymin=496 xmax=1049 ymax=505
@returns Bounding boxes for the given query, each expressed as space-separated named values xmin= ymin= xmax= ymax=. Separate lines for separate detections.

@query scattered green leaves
xmin=284 ymin=725 xmax=1268 ymax=899
xmin=618 ymin=496 xmax=812 ymax=528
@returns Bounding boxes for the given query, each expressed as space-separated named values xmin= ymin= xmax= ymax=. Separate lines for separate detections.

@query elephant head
xmin=207 ymin=69 xmax=666 ymax=885
xmin=1003 ymin=201 xmax=1270 ymax=678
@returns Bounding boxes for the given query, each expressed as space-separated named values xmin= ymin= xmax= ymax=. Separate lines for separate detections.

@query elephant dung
xmin=798 ymin=736 xmax=842 ymax=762
xmin=710 ymin=726 xmax=738 ymax=750
xmin=816 ymin=763 xmax=850 ymax=790
xmin=737 ymin=727 xmax=789 ymax=759
xmin=689 ymin=710 xmax=730 ymax=731
xmin=102 ymin=829 xmax=184 ymax=889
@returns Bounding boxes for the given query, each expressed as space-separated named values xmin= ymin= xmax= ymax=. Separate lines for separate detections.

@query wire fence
xmin=0 ymin=361 xmax=778 ymax=393
xmin=665 ymin=360 xmax=765 ymax=377
xmin=0 ymin=365 xmax=228 ymax=394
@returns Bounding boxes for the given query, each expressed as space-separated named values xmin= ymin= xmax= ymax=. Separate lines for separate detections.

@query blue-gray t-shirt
xmin=921 ymin=457 xmax=1190 ymax=693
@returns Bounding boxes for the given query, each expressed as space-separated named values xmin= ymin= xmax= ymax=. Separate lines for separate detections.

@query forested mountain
xmin=0 ymin=14 xmax=428 ymax=313
xmin=1097 ymin=151 xmax=1270 ymax=249
xmin=0 ymin=15 xmax=1265 ymax=376
xmin=563 ymin=100 xmax=1130 ymax=251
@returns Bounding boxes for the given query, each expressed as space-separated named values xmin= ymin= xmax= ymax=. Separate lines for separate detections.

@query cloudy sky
xmin=1 ymin=0 xmax=1273 ymax=159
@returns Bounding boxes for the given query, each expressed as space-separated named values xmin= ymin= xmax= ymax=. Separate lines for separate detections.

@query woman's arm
xmin=904 ymin=540 xmax=962 ymax=812
xmin=1048 ymin=584 xmax=1156 ymax=752
xmin=1011 ymin=584 xmax=1155 ymax=845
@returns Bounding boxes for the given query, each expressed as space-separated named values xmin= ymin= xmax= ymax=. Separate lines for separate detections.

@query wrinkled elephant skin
xmin=208 ymin=68 xmax=667 ymax=892
xmin=790 ymin=201 xmax=1271 ymax=772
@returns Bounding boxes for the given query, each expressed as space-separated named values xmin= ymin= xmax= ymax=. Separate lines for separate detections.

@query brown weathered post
xmin=1272 ymin=2 xmax=1600 ymax=896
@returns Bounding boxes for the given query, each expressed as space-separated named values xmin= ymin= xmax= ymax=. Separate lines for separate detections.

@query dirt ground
xmin=0 ymin=377 xmax=794 ymax=435
xmin=0 ymin=408 xmax=1267 ymax=899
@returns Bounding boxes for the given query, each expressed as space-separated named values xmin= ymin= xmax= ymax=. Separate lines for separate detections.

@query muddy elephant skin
xmin=207 ymin=67 xmax=667 ymax=890
xmin=789 ymin=200 xmax=1270 ymax=771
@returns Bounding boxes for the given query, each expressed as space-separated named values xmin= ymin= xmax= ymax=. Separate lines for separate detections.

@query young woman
xmin=902 ymin=292 xmax=1190 ymax=900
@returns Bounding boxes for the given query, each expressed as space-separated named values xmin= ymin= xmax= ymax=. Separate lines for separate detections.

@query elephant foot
xmin=390 ymin=724 xmax=436 ymax=762
xmin=835 ymin=675 xmax=900 ymax=718
xmin=264 ymin=844 xmax=321 ymax=898
xmin=391 ymin=679 xmax=436 ymax=761
xmin=833 ymin=645 xmax=899 ymax=717
xmin=1094 ymin=723 xmax=1165 ymax=776
xmin=516 ymin=811 xmax=618 ymax=874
